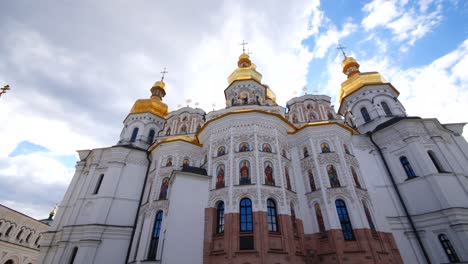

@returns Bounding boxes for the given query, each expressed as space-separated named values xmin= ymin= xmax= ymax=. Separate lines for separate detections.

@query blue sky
xmin=0 ymin=0 xmax=467 ymax=218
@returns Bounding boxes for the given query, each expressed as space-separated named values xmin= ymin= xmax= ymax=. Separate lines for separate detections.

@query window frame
xmin=381 ymin=101 xmax=392 ymax=116
xmin=400 ymin=156 xmax=417 ymax=178
xmin=267 ymin=199 xmax=279 ymax=233
xmin=216 ymin=202 xmax=225 ymax=235
xmin=239 ymin=198 xmax=253 ymax=233
xmin=360 ymin=107 xmax=371 ymax=123
xmin=130 ymin=127 xmax=139 ymax=143
xmin=92 ymin=174 xmax=104 ymax=195
xmin=335 ymin=199 xmax=355 ymax=241
xmin=147 ymin=211 xmax=163 ymax=261
xmin=147 ymin=129 xmax=155 ymax=144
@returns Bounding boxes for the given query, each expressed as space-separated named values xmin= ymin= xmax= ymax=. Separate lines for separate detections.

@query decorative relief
xmin=232 ymin=186 xmax=259 ymax=211
xmin=325 ymin=187 xmax=353 ymax=205
xmin=317 ymin=152 xmax=340 ymax=164
xmin=345 ymin=154 xmax=360 ymax=168
xmin=208 ymin=188 xmax=229 ymax=208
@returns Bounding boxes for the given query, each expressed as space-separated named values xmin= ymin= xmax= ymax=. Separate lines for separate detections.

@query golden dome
xmin=228 ymin=53 xmax=262 ymax=85
xmin=338 ymin=56 xmax=391 ymax=103
xmin=130 ymin=81 xmax=169 ymax=118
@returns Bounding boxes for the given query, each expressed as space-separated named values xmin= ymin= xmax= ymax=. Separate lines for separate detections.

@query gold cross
xmin=240 ymin=40 xmax=248 ymax=53
xmin=160 ymin=67 xmax=168 ymax=81
xmin=336 ymin=44 xmax=347 ymax=58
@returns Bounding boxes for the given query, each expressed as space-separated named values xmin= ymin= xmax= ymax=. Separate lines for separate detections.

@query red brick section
xmin=204 ymin=208 xmax=403 ymax=264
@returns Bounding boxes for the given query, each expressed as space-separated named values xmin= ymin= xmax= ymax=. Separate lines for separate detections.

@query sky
xmin=0 ymin=0 xmax=467 ymax=219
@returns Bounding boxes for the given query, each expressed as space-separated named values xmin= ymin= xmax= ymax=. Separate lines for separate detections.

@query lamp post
xmin=0 ymin=85 xmax=11 ymax=98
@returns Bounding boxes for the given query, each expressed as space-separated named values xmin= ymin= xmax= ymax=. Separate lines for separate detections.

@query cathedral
xmin=37 ymin=50 xmax=468 ymax=264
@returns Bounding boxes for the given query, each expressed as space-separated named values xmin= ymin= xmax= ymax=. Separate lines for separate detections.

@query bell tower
xmin=337 ymin=55 xmax=407 ymax=133
xmin=118 ymin=69 xmax=169 ymax=149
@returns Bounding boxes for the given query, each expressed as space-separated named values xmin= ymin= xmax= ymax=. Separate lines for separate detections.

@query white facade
xmin=39 ymin=54 xmax=468 ymax=264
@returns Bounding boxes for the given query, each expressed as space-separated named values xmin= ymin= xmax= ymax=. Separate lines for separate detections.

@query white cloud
xmin=361 ymin=0 xmax=442 ymax=49
xmin=312 ymin=22 xmax=358 ymax=59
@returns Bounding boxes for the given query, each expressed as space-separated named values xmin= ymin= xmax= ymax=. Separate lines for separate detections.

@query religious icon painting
xmin=216 ymin=164 xmax=225 ymax=189
xmin=321 ymin=143 xmax=331 ymax=153
xmin=327 ymin=165 xmax=341 ymax=188
xmin=217 ymin=146 xmax=226 ymax=156
xmin=262 ymin=143 xmax=272 ymax=153
xmin=285 ymin=167 xmax=292 ymax=190
xmin=239 ymin=142 xmax=249 ymax=152
xmin=239 ymin=160 xmax=251 ymax=185
xmin=166 ymin=157 xmax=173 ymax=167
xmin=264 ymin=161 xmax=275 ymax=186
xmin=159 ymin=177 xmax=169 ymax=199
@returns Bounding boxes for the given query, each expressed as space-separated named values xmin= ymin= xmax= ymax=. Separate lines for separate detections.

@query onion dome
xmin=130 ymin=80 xmax=169 ymax=118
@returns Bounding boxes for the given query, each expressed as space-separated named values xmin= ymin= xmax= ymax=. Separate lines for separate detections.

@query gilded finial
xmin=302 ymin=86 xmax=308 ymax=95
xmin=337 ymin=44 xmax=347 ymax=59
xmin=48 ymin=203 xmax=58 ymax=220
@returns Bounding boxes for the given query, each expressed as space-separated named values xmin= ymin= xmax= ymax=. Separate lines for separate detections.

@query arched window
xmin=130 ymin=127 xmax=139 ymax=143
xmin=165 ymin=127 xmax=171 ymax=136
xmin=321 ymin=143 xmax=331 ymax=153
xmin=25 ymin=233 xmax=32 ymax=243
xmin=4 ymin=260 xmax=14 ymax=264
xmin=216 ymin=165 xmax=225 ymax=189
xmin=216 ymin=202 xmax=225 ymax=234
xmin=428 ymin=151 xmax=444 ymax=173
xmin=308 ymin=169 xmax=317 ymax=192
xmin=239 ymin=142 xmax=250 ymax=152
xmin=239 ymin=198 xmax=254 ymax=250
xmin=159 ymin=178 xmax=169 ymax=199
xmin=343 ymin=144 xmax=350 ymax=155
xmin=93 ymin=174 xmax=104 ymax=195
xmin=362 ymin=201 xmax=377 ymax=235
xmin=148 ymin=211 xmax=163 ymax=260
xmin=360 ymin=107 xmax=371 ymax=123
xmin=314 ymin=203 xmax=326 ymax=235
xmin=351 ymin=167 xmax=362 ymax=188
xmin=264 ymin=162 xmax=275 ymax=186
xmin=5 ymin=226 xmax=13 ymax=236
xmin=438 ymin=234 xmax=460 ymax=263
xmin=34 ymin=235 xmax=41 ymax=246
xmin=148 ymin=129 xmax=155 ymax=144
xmin=400 ymin=156 xmax=416 ymax=178
xmin=240 ymin=198 xmax=253 ymax=233
xmin=69 ymin=247 xmax=78 ymax=264
xmin=262 ymin=143 xmax=272 ymax=153
xmin=180 ymin=124 xmax=187 ymax=134
xmin=303 ymin=147 xmax=309 ymax=158
xmin=217 ymin=146 xmax=226 ymax=156
xmin=285 ymin=167 xmax=292 ymax=190
xmin=381 ymin=101 xmax=392 ymax=116
xmin=239 ymin=160 xmax=251 ymax=185
xmin=327 ymin=165 xmax=341 ymax=188
xmin=290 ymin=203 xmax=298 ymax=236
xmin=267 ymin=199 xmax=279 ymax=232
xmin=16 ymin=229 xmax=23 ymax=240
xmin=335 ymin=199 xmax=355 ymax=240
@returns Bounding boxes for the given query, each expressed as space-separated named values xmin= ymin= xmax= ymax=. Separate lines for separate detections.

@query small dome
xmin=152 ymin=81 xmax=166 ymax=90
xmin=238 ymin=53 xmax=252 ymax=68
xmin=130 ymin=98 xmax=169 ymax=118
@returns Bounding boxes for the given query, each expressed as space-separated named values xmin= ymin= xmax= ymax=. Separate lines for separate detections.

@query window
xmin=381 ymin=101 xmax=392 ymax=116
xmin=362 ymin=201 xmax=377 ymax=235
xmin=35 ymin=236 xmax=41 ymax=246
xmin=93 ymin=174 xmax=104 ymax=195
xmin=69 ymin=247 xmax=78 ymax=264
xmin=343 ymin=144 xmax=350 ymax=155
xmin=216 ymin=202 xmax=225 ymax=234
xmin=351 ymin=167 xmax=362 ymax=188
xmin=314 ymin=203 xmax=326 ymax=236
xmin=290 ymin=203 xmax=298 ymax=236
xmin=321 ymin=143 xmax=331 ymax=153
xmin=148 ymin=129 xmax=155 ymax=144
xmin=438 ymin=234 xmax=460 ymax=263
xmin=4 ymin=260 xmax=13 ymax=264
xmin=400 ymin=156 xmax=416 ymax=178
xmin=308 ymin=169 xmax=317 ymax=192
xmin=360 ymin=107 xmax=371 ymax=123
xmin=327 ymin=165 xmax=341 ymax=188
xmin=267 ymin=199 xmax=279 ymax=232
xmin=335 ymin=199 xmax=355 ymax=240
xmin=240 ymin=198 xmax=253 ymax=232
xmin=130 ymin=127 xmax=139 ymax=142
xmin=16 ymin=229 xmax=23 ymax=240
xmin=428 ymin=151 xmax=444 ymax=173
xmin=5 ymin=226 xmax=13 ymax=236
xmin=25 ymin=233 xmax=31 ymax=243
xmin=148 ymin=211 xmax=163 ymax=260
xmin=303 ymin=147 xmax=309 ymax=158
